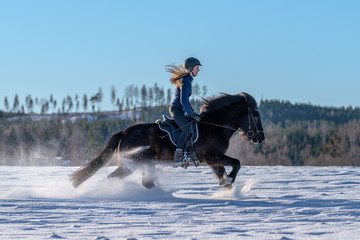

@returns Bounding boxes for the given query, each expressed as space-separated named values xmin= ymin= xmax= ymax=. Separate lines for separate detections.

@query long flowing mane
xmin=200 ymin=92 xmax=257 ymax=114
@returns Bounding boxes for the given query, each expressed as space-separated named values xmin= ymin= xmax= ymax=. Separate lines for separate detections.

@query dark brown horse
xmin=71 ymin=92 xmax=265 ymax=190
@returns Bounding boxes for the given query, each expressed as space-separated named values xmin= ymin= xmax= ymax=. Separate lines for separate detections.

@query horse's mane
xmin=200 ymin=92 xmax=257 ymax=114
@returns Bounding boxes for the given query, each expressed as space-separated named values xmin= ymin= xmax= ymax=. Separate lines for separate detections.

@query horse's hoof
xmin=142 ymin=180 xmax=155 ymax=189
xmin=219 ymin=175 xmax=234 ymax=187
xmin=173 ymin=162 xmax=189 ymax=169
xmin=225 ymin=184 xmax=233 ymax=191
xmin=191 ymin=159 xmax=200 ymax=167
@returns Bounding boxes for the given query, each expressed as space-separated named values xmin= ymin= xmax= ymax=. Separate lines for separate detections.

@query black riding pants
xmin=169 ymin=105 xmax=192 ymax=150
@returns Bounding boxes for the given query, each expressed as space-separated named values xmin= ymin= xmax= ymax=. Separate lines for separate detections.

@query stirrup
xmin=173 ymin=156 xmax=192 ymax=169
xmin=183 ymin=151 xmax=200 ymax=168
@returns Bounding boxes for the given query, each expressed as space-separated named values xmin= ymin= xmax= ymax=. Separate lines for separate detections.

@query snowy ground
xmin=0 ymin=165 xmax=359 ymax=240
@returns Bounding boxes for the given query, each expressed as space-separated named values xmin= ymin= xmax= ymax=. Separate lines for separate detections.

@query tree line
xmin=1 ymin=83 xmax=208 ymax=114
xmin=0 ymin=86 xmax=359 ymax=166
xmin=226 ymin=99 xmax=360 ymax=166
xmin=260 ymin=99 xmax=360 ymax=126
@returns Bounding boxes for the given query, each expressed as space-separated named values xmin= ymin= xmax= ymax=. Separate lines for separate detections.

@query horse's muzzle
xmin=251 ymin=132 xmax=265 ymax=143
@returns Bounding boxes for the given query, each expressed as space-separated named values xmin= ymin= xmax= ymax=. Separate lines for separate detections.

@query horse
xmin=71 ymin=92 xmax=265 ymax=190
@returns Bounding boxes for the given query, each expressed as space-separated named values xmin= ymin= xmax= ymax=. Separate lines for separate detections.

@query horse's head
xmin=200 ymin=92 xmax=265 ymax=143
xmin=238 ymin=93 xmax=265 ymax=144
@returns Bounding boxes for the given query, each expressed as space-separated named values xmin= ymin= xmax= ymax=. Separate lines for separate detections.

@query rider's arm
xmin=180 ymin=76 xmax=194 ymax=116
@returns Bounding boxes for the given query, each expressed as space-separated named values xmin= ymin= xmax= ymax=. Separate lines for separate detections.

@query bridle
xmin=199 ymin=107 xmax=263 ymax=140
xmin=245 ymin=107 xmax=263 ymax=140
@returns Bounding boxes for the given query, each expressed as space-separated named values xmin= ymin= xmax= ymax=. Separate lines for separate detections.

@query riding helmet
xmin=184 ymin=57 xmax=202 ymax=72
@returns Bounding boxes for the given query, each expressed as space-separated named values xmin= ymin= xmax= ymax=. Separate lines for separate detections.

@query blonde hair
xmin=165 ymin=64 xmax=190 ymax=88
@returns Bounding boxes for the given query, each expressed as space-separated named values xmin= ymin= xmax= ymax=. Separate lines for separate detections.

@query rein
xmin=200 ymin=108 xmax=263 ymax=139
xmin=160 ymin=119 xmax=243 ymax=139
xmin=198 ymin=120 xmax=242 ymax=133
xmin=159 ymin=107 xmax=263 ymax=140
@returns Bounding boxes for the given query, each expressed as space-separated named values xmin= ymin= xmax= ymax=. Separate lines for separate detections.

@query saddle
xmin=155 ymin=115 xmax=199 ymax=147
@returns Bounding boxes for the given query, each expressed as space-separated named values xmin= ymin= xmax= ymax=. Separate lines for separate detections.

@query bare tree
xmin=61 ymin=98 xmax=66 ymax=113
xmin=202 ymin=85 xmax=208 ymax=98
xmin=153 ymin=83 xmax=160 ymax=105
xmin=167 ymin=88 xmax=172 ymax=105
xmin=75 ymin=94 xmax=80 ymax=112
xmin=141 ymin=85 xmax=147 ymax=107
xmin=193 ymin=83 xmax=200 ymax=100
xmin=41 ymin=100 xmax=49 ymax=114
xmin=4 ymin=96 xmax=9 ymax=112
xmin=13 ymin=94 xmax=19 ymax=112
xmin=53 ymin=100 xmax=57 ymax=112
xmin=97 ymin=87 xmax=103 ymax=107
xmin=83 ymin=94 xmax=88 ymax=112
xmin=125 ymin=85 xmax=135 ymax=109
xmin=116 ymin=98 xmax=123 ymax=112
xmin=66 ymin=95 xmax=73 ymax=112
xmin=148 ymin=87 xmax=154 ymax=107
xmin=125 ymin=97 xmax=130 ymax=110
xmin=158 ymin=87 xmax=165 ymax=106
xmin=90 ymin=88 xmax=103 ymax=112
xmin=111 ymin=85 xmax=116 ymax=110
xmin=90 ymin=95 xmax=97 ymax=112
xmin=49 ymin=94 xmax=54 ymax=113
xmin=134 ymin=85 xmax=139 ymax=107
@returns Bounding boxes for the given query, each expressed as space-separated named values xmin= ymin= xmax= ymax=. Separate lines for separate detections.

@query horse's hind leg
xmin=138 ymin=148 xmax=157 ymax=189
xmin=108 ymin=146 xmax=157 ymax=189
xmin=108 ymin=164 xmax=134 ymax=179
xmin=108 ymin=162 xmax=155 ymax=189
xmin=141 ymin=161 xmax=156 ymax=189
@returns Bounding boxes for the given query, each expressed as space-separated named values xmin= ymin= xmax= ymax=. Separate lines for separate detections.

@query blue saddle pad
xmin=156 ymin=115 xmax=199 ymax=147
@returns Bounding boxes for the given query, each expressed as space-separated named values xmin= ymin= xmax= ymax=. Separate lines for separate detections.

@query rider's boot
xmin=186 ymin=151 xmax=200 ymax=167
xmin=173 ymin=149 xmax=184 ymax=167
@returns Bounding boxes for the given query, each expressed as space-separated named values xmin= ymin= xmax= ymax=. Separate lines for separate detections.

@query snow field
xmin=0 ymin=165 xmax=359 ymax=239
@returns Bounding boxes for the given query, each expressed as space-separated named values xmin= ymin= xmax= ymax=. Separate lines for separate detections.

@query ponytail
xmin=165 ymin=64 xmax=190 ymax=88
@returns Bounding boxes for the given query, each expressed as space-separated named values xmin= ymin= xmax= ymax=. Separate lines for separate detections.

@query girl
xmin=166 ymin=57 xmax=202 ymax=167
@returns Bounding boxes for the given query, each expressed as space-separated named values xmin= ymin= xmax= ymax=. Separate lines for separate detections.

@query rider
xmin=167 ymin=57 xmax=202 ymax=167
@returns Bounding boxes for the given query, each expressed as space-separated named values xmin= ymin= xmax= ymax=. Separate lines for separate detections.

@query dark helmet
xmin=184 ymin=57 xmax=202 ymax=72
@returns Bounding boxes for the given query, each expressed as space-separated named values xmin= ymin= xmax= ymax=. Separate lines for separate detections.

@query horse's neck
xmin=203 ymin=111 xmax=241 ymax=128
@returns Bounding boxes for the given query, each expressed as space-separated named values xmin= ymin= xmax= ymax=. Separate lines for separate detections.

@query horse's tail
xmin=71 ymin=131 xmax=122 ymax=188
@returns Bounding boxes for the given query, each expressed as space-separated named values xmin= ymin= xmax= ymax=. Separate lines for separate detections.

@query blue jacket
xmin=171 ymin=74 xmax=194 ymax=116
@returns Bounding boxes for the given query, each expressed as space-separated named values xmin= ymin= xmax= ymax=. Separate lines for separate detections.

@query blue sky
xmin=1 ymin=0 xmax=359 ymax=111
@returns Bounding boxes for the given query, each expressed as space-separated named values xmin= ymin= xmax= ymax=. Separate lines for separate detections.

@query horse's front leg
xmin=206 ymin=155 xmax=241 ymax=189
xmin=209 ymin=166 xmax=233 ymax=190
xmin=209 ymin=166 xmax=226 ymax=181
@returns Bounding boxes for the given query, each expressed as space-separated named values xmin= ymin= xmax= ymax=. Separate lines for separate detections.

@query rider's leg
xmin=169 ymin=106 xmax=191 ymax=165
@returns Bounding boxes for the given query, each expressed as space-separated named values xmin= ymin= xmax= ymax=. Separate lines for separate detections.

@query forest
xmin=1 ymin=84 xmax=360 ymax=166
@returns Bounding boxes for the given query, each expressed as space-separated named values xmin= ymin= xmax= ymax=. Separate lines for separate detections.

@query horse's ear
xmin=240 ymin=92 xmax=249 ymax=103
